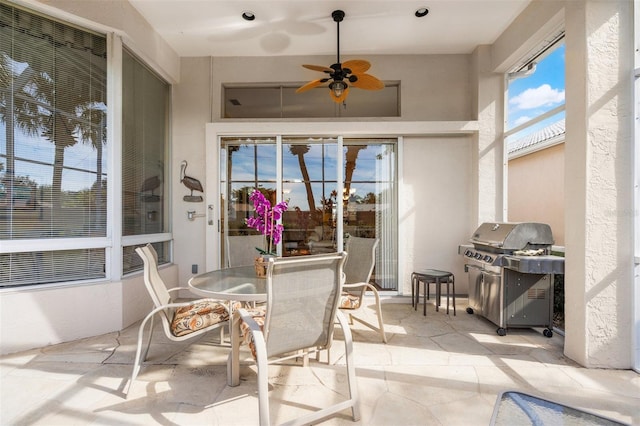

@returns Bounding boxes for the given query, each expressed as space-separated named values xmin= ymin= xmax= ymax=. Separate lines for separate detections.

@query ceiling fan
xmin=295 ymin=10 xmax=385 ymax=103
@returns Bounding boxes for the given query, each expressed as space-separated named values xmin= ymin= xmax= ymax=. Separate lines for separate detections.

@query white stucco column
xmin=564 ymin=0 xmax=634 ymax=368
xmin=471 ymin=45 xmax=505 ymax=225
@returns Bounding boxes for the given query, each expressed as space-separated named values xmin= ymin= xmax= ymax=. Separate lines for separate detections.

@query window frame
xmin=222 ymin=82 xmax=401 ymax=119
xmin=504 ymin=33 xmax=566 ymax=144
xmin=0 ymin=3 xmax=173 ymax=289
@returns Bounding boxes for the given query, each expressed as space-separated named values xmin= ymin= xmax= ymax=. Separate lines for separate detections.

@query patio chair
xmin=339 ymin=237 xmax=387 ymax=343
xmin=227 ymin=234 xmax=265 ymax=267
xmin=125 ymin=244 xmax=231 ymax=395
xmin=227 ymin=252 xmax=360 ymax=426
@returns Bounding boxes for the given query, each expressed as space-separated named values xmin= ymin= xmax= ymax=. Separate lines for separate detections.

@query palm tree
xmin=76 ymin=102 xmax=107 ymax=230
xmin=1 ymin=21 xmax=107 ymax=223
xmin=0 ymin=53 xmax=40 ymax=213
xmin=344 ymin=145 xmax=366 ymax=201
xmin=288 ymin=144 xmax=316 ymax=215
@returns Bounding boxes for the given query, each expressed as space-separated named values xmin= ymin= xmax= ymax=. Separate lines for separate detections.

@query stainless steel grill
xmin=458 ymin=222 xmax=564 ymax=337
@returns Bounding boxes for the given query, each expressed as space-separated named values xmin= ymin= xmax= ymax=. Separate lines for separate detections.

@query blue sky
xmin=507 ymin=42 xmax=565 ymax=132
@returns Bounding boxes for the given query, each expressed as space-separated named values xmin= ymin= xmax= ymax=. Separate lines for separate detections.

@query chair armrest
xmin=341 ymin=282 xmax=381 ymax=307
xmin=235 ymin=308 xmax=262 ymax=332
xmin=343 ymin=282 xmax=378 ymax=292
xmin=167 ymin=286 xmax=191 ymax=294
xmin=139 ymin=298 xmax=230 ymax=335
xmin=235 ymin=308 xmax=268 ymax=363
xmin=153 ymin=298 xmax=230 ymax=315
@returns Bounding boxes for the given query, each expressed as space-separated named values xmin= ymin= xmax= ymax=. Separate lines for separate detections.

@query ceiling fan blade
xmin=296 ymin=79 xmax=325 ymax=93
xmin=351 ymin=73 xmax=385 ymax=90
xmin=343 ymin=59 xmax=370 ymax=74
xmin=302 ymin=64 xmax=333 ymax=73
xmin=329 ymin=87 xmax=349 ymax=103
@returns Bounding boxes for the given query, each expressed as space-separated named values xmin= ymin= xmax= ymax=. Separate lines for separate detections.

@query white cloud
xmin=509 ymin=84 xmax=565 ymax=110
xmin=513 ymin=115 xmax=532 ymax=127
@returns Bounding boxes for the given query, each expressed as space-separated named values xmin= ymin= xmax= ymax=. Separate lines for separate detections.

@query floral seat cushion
xmin=239 ymin=306 xmax=267 ymax=359
xmin=339 ymin=291 xmax=361 ymax=310
xmin=171 ymin=301 xmax=230 ymax=337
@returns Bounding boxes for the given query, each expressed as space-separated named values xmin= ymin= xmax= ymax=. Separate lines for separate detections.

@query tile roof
xmin=508 ymin=119 xmax=565 ymax=156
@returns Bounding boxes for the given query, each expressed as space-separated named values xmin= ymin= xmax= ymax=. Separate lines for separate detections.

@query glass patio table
xmin=188 ymin=265 xmax=267 ymax=306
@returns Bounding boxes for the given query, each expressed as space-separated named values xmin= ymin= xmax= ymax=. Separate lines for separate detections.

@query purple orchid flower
xmin=246 ymin=189 xmax=288 ymax=255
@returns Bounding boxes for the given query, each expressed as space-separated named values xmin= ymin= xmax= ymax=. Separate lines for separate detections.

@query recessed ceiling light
xmin=242 ymin=11 xmax=255 ymax=21
xmin=415 ymin=7 xmax=429 ymax=18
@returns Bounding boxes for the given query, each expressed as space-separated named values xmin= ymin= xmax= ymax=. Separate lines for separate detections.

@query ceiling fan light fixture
xmin=415 ymin=7 xmax=429 ymax=18
xmin=296 ymin=9 xmax=383 ymax=103
xmin=241 ymin=11 xmax=256 ymax=21
xmin=329 ymin=81 xmax=347 ymax=98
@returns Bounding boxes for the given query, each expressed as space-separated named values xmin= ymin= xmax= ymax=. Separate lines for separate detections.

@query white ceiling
xmin=128 ymin=0 xmax=532 ymax=58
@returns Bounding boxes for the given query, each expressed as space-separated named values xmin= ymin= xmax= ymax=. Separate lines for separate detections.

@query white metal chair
xmin=227 ymin=252 xmax=360 ymax=426
xmin=125 ymin=244 xmax=230 ymax=395
xmin=226 ymin=234 xmax=265 ymax=267
xmin=339 ymin=237 xmax=387 ymax=343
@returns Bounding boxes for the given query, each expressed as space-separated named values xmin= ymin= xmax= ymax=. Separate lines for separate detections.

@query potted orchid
xmin=246 ymin=189 xmax=288 ymax=275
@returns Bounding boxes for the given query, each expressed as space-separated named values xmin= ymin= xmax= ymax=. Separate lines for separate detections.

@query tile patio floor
xmin=1 ymin=298 xmax=638 ymax=425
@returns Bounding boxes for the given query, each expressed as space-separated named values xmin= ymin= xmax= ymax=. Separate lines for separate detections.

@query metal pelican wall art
xmin=180 ymin=160 xmax=203 ymax=202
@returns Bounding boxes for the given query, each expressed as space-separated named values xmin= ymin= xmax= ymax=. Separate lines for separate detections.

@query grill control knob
xmin=465 ymin=250 xmax=473 ymax=257
xmin=483 ymin=255 xmax=493 ymax=263
xmin=474 ymin=253 xmax=483 ymax=260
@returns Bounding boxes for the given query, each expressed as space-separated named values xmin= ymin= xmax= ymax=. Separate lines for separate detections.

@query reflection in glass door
xmin=281 ymin=137 xmax=338 ymax=257
xmin=220 ymin=137 xmax=277 ymax=265
xmin=343 ymin=139 xmax=397 ymax=290
xmin=220 ymin=136 xmax=397 ymax=290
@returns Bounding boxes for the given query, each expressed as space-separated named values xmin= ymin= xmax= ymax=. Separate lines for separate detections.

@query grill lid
xmin=470 ymin=222 xmax=554 ymax=250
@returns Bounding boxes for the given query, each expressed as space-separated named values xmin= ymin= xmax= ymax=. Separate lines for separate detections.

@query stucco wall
xmin=209 ymin=54 xmax=472 ymax=122
xmin=508 ymin=143 xmax=565 ymax=246
xmin=172 ymin=54 xmax=475 ymax=291
xmin=399 ymin=136 xmax=473 ymax=295
xmin=563 ymin=0 xmax=634 ymax=368
xmin=0 ymin=264 xmax=177 ymax=355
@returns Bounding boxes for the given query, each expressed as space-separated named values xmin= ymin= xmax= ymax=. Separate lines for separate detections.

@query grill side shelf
xmin=501 ymin=255 xmax=565 ymax=274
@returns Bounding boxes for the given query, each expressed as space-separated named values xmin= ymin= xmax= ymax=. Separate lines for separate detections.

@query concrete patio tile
xmin=383 ymin=365 xmax=480 ymax=407
xmin=560 ymin=366 xmax=640 ymax=396
xmin=431 ymin=330 xmax=495 ymax=357
xmin=473 ymin=365 xmax=535 ymax=394
xmin=0 ymin=350 xmax=40 ymax=376
xmin=361 ymin=391 xmax=439 ymax=426
xmin=388 ymin=343 xmax=452 ymax=366
xmin=0 ymin=302 xmax=637 ymax=426
xmin=1 ymin=374 xmax=72 ymax=424
xmin=428 ymin=394 xmax=496 ymax=426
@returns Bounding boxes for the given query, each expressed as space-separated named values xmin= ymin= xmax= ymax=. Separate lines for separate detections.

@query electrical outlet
xmin=191 ymin=264 xmax=198 ymax=274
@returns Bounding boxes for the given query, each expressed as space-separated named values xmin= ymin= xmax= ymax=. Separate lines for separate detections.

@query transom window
xmin=223 ymin=83 xmax=400 ymax=118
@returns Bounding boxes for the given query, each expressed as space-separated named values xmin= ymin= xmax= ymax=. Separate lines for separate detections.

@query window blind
xmin=0 ymin=3 xmax=107 ymax=287
xmin=121 ymin=49 xmax=170 ymax=274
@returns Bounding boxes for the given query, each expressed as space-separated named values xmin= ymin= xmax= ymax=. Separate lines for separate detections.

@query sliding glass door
xmin=220 ymin=136 xmax=397 ymax=290
xmin=343 ymin=139 xmax=397 ymax=290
